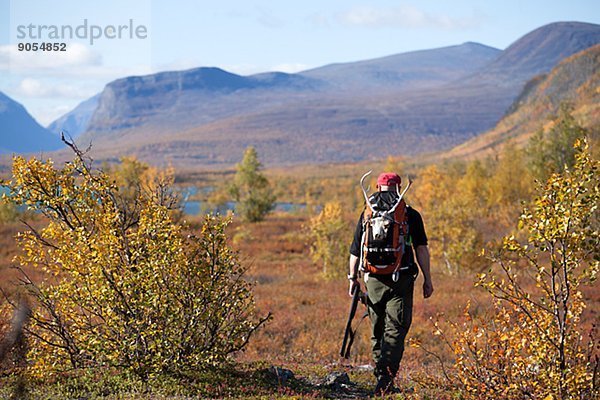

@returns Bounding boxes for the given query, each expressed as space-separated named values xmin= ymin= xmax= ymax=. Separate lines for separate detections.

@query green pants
xmin=365 ymin=273 xmax=415 ymax=378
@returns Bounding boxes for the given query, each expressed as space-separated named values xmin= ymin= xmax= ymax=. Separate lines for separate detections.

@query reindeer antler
xmin=388 ymin=177 xmax=412 ymax=214
xmin=360 ymin=171 xmax=375 ymax=213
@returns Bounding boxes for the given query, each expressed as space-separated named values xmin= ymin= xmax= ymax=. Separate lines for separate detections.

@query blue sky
xmin=1 ymin=0 xmax=599 ymax=125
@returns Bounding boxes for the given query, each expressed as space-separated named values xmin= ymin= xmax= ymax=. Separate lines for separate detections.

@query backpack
xmin=358 ymin=171 xmax=412 ymax=278
xmin=361 ymin=195 xmax=408 ymax=275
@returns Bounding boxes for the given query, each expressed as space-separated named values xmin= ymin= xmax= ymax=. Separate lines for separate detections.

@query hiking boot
xmin=373 ymin=375 xmax=397 ymax=396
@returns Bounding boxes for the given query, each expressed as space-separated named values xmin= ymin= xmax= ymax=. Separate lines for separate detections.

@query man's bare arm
xmin=349 ymin=254 xmax=359 ymax=277
xmin=348 ymin=254 xmax=360 ymax=296
xmin=416 ymin=245 xmax=433 ymax=298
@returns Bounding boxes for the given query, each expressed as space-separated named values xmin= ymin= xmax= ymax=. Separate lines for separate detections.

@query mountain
xmin=73 ymin=42 xmax=502 ymax=166
xmin=51 ymin=21 xmax=600 ymax=168
xmin=447 ymin=44 xmax=600 ymax=159
xmin=47 ymin=94 xmax=100 ymax=139
xmin=0 ymin=92 xmax=63 ymax=154
xmin=301 ymin=42 xmax=501 ymax=91
xmin=75 ymin=67 xmax=325 ymax=149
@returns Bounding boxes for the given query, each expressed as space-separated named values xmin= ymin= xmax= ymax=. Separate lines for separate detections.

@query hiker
xmin=348 ymin=172 xmax=433 ymax=396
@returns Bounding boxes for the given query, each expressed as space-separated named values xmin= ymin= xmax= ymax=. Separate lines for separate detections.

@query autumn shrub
xmin=103 ymin=155 xmax=183 ymax=223
xmin=527 ymin=104 xmax=589 ymax=183
xmin=0 ymin=196 xmax=20 ymax=224
xmin=229 ymin=147 xmax=275 ymax=222
xmin=2 ymin=149 xmax=269 ymax=380
xmin=486 ymin=143 xmax=533 ymax=228
xmin=307 ymin=201 xmax=349 ymax=280
xmin=412 ymin=164 xmax=488 ymax=274
xmin=447 ymin=140 xmax=599 ymax=399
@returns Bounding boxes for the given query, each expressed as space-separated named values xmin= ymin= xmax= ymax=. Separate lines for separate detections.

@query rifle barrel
xmin=340 ymin=287 xmax=361 ymax=358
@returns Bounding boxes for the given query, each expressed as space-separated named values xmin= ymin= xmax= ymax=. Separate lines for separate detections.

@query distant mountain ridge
xmin=301 ymin=42 xmax=501 ymax=91
xmin=36 ymin=21 xmax=600 ymax=168
xmin=0 ymin=92 xmax=63 ymax=154
xmin=83 ymin=67 xmax=324 ymax=137
xmin=72 ymin=41 xmax=504 ymax=165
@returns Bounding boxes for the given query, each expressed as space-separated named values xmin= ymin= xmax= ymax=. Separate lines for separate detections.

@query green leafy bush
xmin=229 ymin=147 xmax=275 ymax=222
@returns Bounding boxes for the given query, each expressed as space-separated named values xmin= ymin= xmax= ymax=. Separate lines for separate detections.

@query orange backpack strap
xmin=394 ymin=200 xmax=408 ymax=235
xmin=363 ymin=206 xmax=372 ymax=223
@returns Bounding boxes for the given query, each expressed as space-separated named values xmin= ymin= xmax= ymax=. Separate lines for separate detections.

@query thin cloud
xmin=255 ymin=7 xmax=285 ymax=29
xmin=15 ymin=78 xmax=94 ymax=99
xmin=38 ymin=104 xmax=76 ymax=126
xmin=270 ymin=63 xmax=311 ymax=74
xmin=223 ymin=63 xmax=264 ymax=76
xmin=0 ymin=42 xmax=102 ymax=72
xmin=339 ymin=5 xmax=481 ymax=30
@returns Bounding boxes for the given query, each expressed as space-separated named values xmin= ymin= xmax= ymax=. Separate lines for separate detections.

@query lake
xmin=1 ymin=185 xmax=306 ymax=216
xmin=182 ymin=200 xmax=306 ymax=216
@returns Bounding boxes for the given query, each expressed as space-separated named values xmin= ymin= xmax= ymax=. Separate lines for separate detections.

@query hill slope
xmin=447 ymin=44 xmax=600 ymax=159
xmin=467 ymin=21 xmax=600 ymax=86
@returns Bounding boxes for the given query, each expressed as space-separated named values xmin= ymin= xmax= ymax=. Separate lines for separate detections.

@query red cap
xmin=377 ymin=172 xmax=401 ymax=186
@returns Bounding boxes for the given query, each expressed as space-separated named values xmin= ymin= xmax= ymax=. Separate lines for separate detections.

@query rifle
xmin=340 ymin=285 xmax=367 ymax=359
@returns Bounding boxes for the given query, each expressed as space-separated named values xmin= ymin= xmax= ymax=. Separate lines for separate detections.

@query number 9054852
xmin=17 ymin=42 xmax=67 ymax=51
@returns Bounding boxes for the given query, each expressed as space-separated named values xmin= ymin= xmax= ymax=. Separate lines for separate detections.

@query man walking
xmin=348 ymin=172 xmax=433 ymax=395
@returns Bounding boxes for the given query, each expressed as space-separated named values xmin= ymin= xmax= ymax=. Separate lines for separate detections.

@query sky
xmin=0 ymin=0 xmax=599 ymax=126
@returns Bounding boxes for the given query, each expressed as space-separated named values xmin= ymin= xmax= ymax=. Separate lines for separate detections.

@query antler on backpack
xmin=360 ymin=170 xmax=413 ymax=215
xmin=388 ymin=178 xmax=413 ymax=214
xmin=360 ymin=170 xmax=375 ymax=213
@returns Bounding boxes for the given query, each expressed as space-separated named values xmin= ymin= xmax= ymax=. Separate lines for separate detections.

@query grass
xmin=0 ymin=362 xmax=458 ymax=399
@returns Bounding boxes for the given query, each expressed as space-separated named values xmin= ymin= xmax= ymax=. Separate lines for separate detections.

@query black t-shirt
xmin=349 ymin=191 xmax=428 ymax=275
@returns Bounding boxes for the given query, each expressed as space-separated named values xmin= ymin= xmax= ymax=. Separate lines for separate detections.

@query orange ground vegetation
xmin=221 ymin=213 xmax=493 ymax=373
xmin=1 ymin=210 xmax=598 ymax=387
